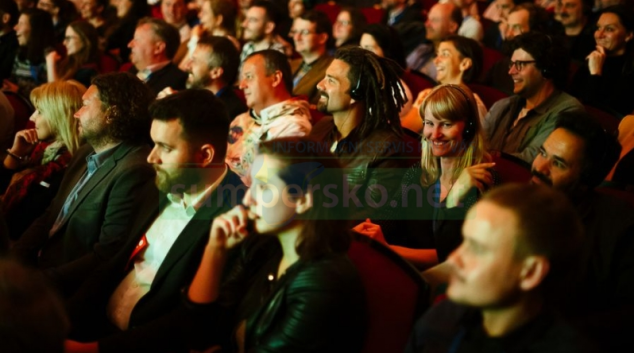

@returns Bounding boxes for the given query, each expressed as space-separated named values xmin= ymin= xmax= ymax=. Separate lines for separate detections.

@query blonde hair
xmin=419 ymin=84 xmax=487 ymax=186
xmin=30 ymin=81 xmax=86 ymax=155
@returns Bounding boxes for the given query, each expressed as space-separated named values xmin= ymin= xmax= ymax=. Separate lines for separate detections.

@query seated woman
xmin=571 ymin=5 xmax=634 ymax=118
xmin=360 ymin=23 xmax=414 ymax=118
xmin=381 ymin=84 xmax=497 ymax=269
xmin=186 ymin=138 xmax=366 ymax=352
xmin=332 ymin=7 xmax=366 ymax=49
xmin=180 ymin=0 xmax=240 ymax=69
xmin=2 ymin=9 xmax=55 ymax=97
xmin=402 ymin=35 xmax=488 ymax=134
xmin=1 ymin=80 xmax=84 ymax=240
xmin=46 ymin=21 xmax=100 ymax=87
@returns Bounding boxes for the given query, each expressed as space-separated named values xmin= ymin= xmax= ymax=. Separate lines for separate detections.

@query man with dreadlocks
xmin=313 ymin=46 xmax=418 ymax=220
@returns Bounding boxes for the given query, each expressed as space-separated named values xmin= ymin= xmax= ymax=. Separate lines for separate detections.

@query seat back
xmin=402 ymin=70 xmax=436 ymax=99
xmin=584 ymin=104 xmax=620 ymax=136
xmin=480 ymin=47 xmax=504 ymax=82
xmin=4 ymin=91 xmax=34 ymax=133
xmin=314 ymin=2 xmax=341 ymax=25
xmin=467 ymin=83 xmax=508 ymax=109
xmin=98 ymin=53 xmax=120 ymax=74
xmin=348 ymin=234 xmax=428 ymax=353
xmin=361 ymin=7 xmax=385 ymax=24
xmin=492 ymin=152 xmax=533 ymax=184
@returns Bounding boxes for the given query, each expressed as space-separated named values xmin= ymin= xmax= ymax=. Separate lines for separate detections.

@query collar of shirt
xmin=166 ymin=165 xmax=228 ymax=215
xmin=522 ymin=89 xmax=564 ymax=116
xmin=85 ymin=143 xmax=121 ymax=175
xmin=136 ymin=60 xmax=171 ymax=82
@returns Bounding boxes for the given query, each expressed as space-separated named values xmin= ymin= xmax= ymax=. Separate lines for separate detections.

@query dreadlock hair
xmin=334 ymin=46 xmax=406 ymax=141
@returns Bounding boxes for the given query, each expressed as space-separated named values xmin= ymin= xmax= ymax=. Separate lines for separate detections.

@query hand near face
xmin=447 ymin=162 xmax=496 ymax=208
xmin=11 ymin=129 xmax=38 ymax=156
xmin=46 ymin=50 xmax=62 ymax=64
xmin=586 ymin=45 xmax=606 ymax=76
xmin=208 ymin=205 xmax=250 ymax=250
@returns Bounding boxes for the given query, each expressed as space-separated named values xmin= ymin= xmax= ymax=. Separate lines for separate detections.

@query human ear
xmin=519 ymin=256 xmax=550 ymax=291
xmin=294 ymin=188 xmax=313 ymax=215
xmin=199 ymin=143 xmax=215 ymax=167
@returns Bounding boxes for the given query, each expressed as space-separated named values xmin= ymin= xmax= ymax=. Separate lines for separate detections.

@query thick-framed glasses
xmin=289 ymin=29 xmax=317 ymax=36
xmin=508 ymin=60 xmax=536 ymax=71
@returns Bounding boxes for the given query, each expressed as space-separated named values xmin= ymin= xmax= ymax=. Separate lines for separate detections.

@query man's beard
xmin=186 ymin=73 xmax=212 ymax=89
xmin=155 ymin=167 xmax=203 ymax=195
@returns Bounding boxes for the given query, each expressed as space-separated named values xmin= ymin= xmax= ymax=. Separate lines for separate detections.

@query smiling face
xmin=508 ymin=48 xmax=544 ymax=98
xmin=238 ymin=54 xmax=274 ymax=112
xmin=81 ymin=0 xmax=103 ymax=19
xmin=64 ymin=26 xmax=84 ymax=56
xmin=162 ymin=0 xmax=187 ymax=26
xmin=14 ymin=14 xmax=31 ymax=46
xmin=186 ymin=45 xmax=213 ymax=89
xmin=555 ymin=0 xmax=585 ymax=29
xmin=333 ymin=11 xmax=352 ymax=44
xmin=447 ymin=201 xmax=525 ymax=308
xmin=531 ymin=128 xmax=585 ymax=194
xmin=199 ymin=0 xmax=219 ymax=30
xmin=434 ymin=41 xmax=466 ymax=84
xmin=291 ymin=18 xmax=324 ymax=55
xmin=147 ymin=119 xmax=204 ymax=194
xmin=241 ymin=6 xmax=268 ymax=42
xmin=244 ymin=154 xmax=305 ymax=234
xmin=595 ymin=12 xmax=634 ymax=56
xmin=316 ymin=58 xmax=353 ymax=115
xmin=425 ymin=4 xmax=457 ymax=42
xmin=505 ymin=9 xmax=530 ymax=40
xmin=422 ymin=105 xmax=466 ymax=157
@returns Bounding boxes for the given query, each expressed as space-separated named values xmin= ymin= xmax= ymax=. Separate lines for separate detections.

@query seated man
xmin=484 ymin=32 xmax=584 ymax=163
xmin=66 ymin=89 xmax=245 ymax=353
xmin=11 ymin=73 xmax=155 ymax=296
xmin=183 ymin=35 xmax=246 ymax=120
xmin=289 ymin=10 xmax=333 ymax=105
xmin=226 ymin=50 xmax=312 ymax=185
xmin=239 ymin=0 xmax=293 ymax=62
xmin=406 ymin=183 xmax=596 ymax=353
xmin=128 ymin=17 xmax=188 ymax=96
xmin=530 ymin=112 xmax=634 ymax=351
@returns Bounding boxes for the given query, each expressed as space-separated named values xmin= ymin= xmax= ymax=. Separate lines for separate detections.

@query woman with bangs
xmin=1 ymin=80 xmax=85 ymax=240
xmin=382 ymin=84 xmax=497 ymax=269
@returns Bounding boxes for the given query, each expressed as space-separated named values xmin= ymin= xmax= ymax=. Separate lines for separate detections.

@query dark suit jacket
xmin=290 ymin=54 xmax=333 ymax=105
xmin=11 ymin=142 xmax=155 ymax=295
xmin=218 ymin=86 xmax=247 ymax=121
xmin=68 ymin=169 xmax=245 ymax=353
xmin=129 ymin=62 xmax=188 ymax=97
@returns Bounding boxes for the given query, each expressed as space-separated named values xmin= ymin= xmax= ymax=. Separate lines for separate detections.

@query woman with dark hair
xmin=571 ymin=5 xmax=634 ymax=118
xmin=46 ymin=21 xmax=100 ymax=87
xmin=333 ymin=7 xmax=366 ymax=49
xmin=105 ymin=0 xmax=148 ymax=62
xmin=186 ymin=137 xmax=366 ymax=352
xmin=360 ymin=23 xmax=413 ymax=118
xmin=382 ymin=85 xmax=497 ymax=269
xmin=36 ymin=0 xmax=79 ymax=44
xmin=2 ymin=9 xmax=55 ymax=97
xmin=402 ymin=35 xmax=488 ymax=134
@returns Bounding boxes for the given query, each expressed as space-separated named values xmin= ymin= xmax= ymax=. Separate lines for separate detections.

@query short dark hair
xmin=334 ymin=46 xmax=405 ymax=140
xmin=0 ymin=0 xmax=19 ymax=27
xmin=246 ymin=49 xmax=293 ymax=94
xmin=555 ymin=112 xmax=622 ymax=189
xmin=510 ymin=3 xmax=564 ymax=35
xmin=91 ymin=72 xmax=153 ymax=143
xmin=441 ymin=35 xmax=483 ymax=83
xmin=197 ymin=35 xmax=240 ymax=86
xmin=512 ymin=32 xmax=569 ymax=89
xmin=449 ymin=4 xmax=463 ymax=28
xmin=362 ymin=23 xmax=407 ymax=69
xmin=250 ymin=0 xmax=281 ymax=32
xmin=258 ymin=137 xmax=350 ymax=261
xmin=149 ymin=89 xmax=230 ymax=162
xmin=138 ymin=17 xmax=181 ymax=59
xmin=0 ymin=259 xmax=69 ymax=353
xmin=482 ymin=183 xmax=584 ymax=304
xmin=300 ymin=10 xmax=333 ymax=48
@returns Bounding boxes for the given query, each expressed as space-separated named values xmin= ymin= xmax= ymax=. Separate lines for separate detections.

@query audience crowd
xmin=0 ymin=0 xmax=633 ymax=352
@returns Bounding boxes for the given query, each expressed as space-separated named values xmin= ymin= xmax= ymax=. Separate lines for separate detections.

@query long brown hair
xmin=59 ymin=21 xmax=99 ymax=81
xmin=257 ymin=138 xmax=351 ymax=261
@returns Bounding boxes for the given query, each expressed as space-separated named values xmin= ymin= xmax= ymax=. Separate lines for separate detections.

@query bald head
xmin=425 ymin=3 xmax=462 ymax=43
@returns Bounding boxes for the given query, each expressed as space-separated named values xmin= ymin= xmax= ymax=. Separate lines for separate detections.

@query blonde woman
xmin=382 ymin=84 xmax=497 ymax=269
xmin=1 ymin=80 xmax=85 ymax=240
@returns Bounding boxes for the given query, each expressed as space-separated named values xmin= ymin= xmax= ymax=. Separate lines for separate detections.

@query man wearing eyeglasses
xmin=483 ymin=32 xmax=584 ymax=163
xmin=289 ymin=10 xmax=333 ymax=105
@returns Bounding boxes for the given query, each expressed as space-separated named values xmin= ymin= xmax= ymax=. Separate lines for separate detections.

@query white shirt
xmin=106 ymin=168 xmax=226 ymax=330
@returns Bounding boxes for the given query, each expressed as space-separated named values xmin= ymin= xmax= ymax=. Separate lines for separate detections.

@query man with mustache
xmin=406 ymin=184 xmax=594 ymax=353
xmin=66 ymin=89 xmax=245 ymax=353
xmin=554 ymin=0 xmax=595 ymax=63
xmin=531 ymin=112 xmax=634 ymax=351
xmin=11 ymin=72 xmax=155 ymax=296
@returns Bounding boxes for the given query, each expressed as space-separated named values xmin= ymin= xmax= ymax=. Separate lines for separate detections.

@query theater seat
xmin=361 ymin=7 xmax=385 ymax=24
xmin=584 ymin=104 xmax=620 ymax=136
xmin=4 ymin=91 xmax=35 ymax=133
xmin=468 ymin=83 xmax=508 ymax=109
xmin=492 ymin=152 xmax=533 ymax=184
xmin=348 ymin=234 xmax=428 ymax=353
xmin=98 ymin=53 xmax=120 ymax=74
xmin=402 ymin=70 xmax=436 ymax=99
xmin=314 ymin=2 xmax=341 ymax=25
xmin=480 ymin=46 xmax=504 ymax=82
